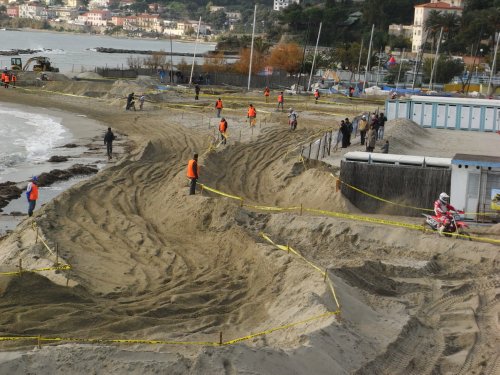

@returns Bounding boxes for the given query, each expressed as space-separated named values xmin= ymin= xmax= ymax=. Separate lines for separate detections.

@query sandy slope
xmin=0 ymin=81 xmax=498 ymax=375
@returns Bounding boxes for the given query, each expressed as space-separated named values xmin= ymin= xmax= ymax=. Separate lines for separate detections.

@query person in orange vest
xmin=11 ymin=73 xmax=16 ymax=87
xmin=247 ymin=104 xmax=257 ymax=127
xmin=3 ymin=73 xmax=10 ymax=88
xmin=26 ymin=176 xmax=39 ymax=217
xmin=215 ymin=98 xmax=223 ymax=118
xmin=277 ymin=91 xmax=284 ymax=112
xmin=1 ymin=72 xmax=5 ymax=86
xmin=264 ymin=87 xmax=270 ymax=103
xmin=186 ymin=153 xmax=199 ymax=195
xmin=219 ymin=117 xmax=228 ymax=145
xmin=314 ymin=89 xmax=320 ymax=103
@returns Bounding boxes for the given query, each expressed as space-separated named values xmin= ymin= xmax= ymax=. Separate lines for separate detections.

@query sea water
xmin=0 ymin=103 xmax=73 ymax=183
xmin=0 ymin=30 xmax=216 ymax=73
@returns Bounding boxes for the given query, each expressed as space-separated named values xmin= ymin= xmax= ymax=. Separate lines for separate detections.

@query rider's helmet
xmin=439 ymin=192 xmax=449 ymax=204
xmin=32 ymin=176 xmax=38 ymax=182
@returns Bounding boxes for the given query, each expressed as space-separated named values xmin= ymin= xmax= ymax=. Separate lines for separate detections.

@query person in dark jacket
xmin=378 ymin=112 xmax=387 ymax=140
xmin=345 ymin=118 xmax=353 ymax=146
xmin=381 ymin=140 xmax=389 ymax=153
xmin=126 ymin=92 xmax=135 ymax=110
xmin=104 ymin=127 xmax=115 ymax=160
xmin=340 ymin=120 xmax=349 ymax=148
xmin=195 ymin=84 xmax=200 ymax=100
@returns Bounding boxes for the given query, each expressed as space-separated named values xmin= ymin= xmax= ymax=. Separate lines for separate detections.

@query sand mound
xmin=483 ymin=222 xmax=500 ymax=234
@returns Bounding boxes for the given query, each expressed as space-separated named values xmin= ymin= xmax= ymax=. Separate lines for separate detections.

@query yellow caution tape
xmin=197 ymin=183 xmax=500 ymax=244
xmin=0 ymin=309 xmax=339 ymax=347
xmin=0 ymin=336 xmax=218 ymax=346
xmin=260 ymin=233 xmax=341 ymax=310
xmin=243 ymin=204 xmax=300 ymax=212
xmin=331 ymin=174 xmax=498 ymax=217
xmin=0 ymin=264 xmax=71 ymax=277
xmin=221 ymin=310 xmax=340 ymax=346
xmin=304 ymin=207 xmax=423 ymax=230
xmin=199 ymin=184 xmax=243 ymax=201
xmin=331 ymin=174 xmax=435 ymax=212
xmin=261 ymin=233 xmax=325 ymax=275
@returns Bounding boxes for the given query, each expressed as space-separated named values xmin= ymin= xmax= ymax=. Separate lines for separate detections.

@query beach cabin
xmin=450 ymin=154 xmax=500 ymax=220
xmin=385 ymin=96 xmax=500 ymax=132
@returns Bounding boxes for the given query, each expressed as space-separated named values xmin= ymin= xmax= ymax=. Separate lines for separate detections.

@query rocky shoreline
xmin=0 ymin=162 xmax=99 ymax=213
xmin=0 ymin=48 xmax=57 ymax=56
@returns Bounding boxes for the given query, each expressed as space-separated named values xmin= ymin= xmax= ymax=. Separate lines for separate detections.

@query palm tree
xmin=425 ymin=10 xmax=444 ymax=52
xmin=440 ymin=12 xmax=461 ymax=41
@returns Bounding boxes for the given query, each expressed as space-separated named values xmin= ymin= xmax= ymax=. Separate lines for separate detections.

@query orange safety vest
xmin=4 ymin=75 xmax=9 ymax=83
xmin=29 ymin=183 xmax=39 ymax=201
xmin=264 ymin=89 xmax=270 ymax=96
xmin=219 ymin=120 xmax=227 ymax=133
xmin=278 ymin=94 xmax=283 ymax=103
xmin=1 ymin=73 xmax=4 ymax=82
xmin=186 ymin=159 xmax=199 ymax=179
xmin=11 ymin=75 xmax=16 ymax=82
xmin=314 ymin=91 xmax=319 ymax=98
xmin=248 ymin=106 xmax=256 ymax=117
xmin=215 ymin=100 xmax=223 ymax=109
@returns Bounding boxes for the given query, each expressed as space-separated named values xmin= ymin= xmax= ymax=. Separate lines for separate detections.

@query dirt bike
xmin=422 ymin=210 xmax=471 ymax=240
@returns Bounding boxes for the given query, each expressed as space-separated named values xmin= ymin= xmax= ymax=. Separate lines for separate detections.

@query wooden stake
xmin=37 ymin=335 xmax=41 ymax=349
xmin=219 ymin=332 xmax=223 ymax=345
xmin=18 ymin=259 xmax=22 ymax=276
xmin=300 ymin=204 xmax=303 ymax=216
xmin=56 ymin=243 xmax=59 ymax=266
xmin=240 ymin=199 xmax=244 ymax=208
xmin=287 ymin=242 xmax=290 ymax=254
xmin=324 ymin=268 xmax=328 ymax=281
xmin=200 ymin=185 xmax=204 ymax=196
xmin=35 ymin=226 xmax=38 ymax=243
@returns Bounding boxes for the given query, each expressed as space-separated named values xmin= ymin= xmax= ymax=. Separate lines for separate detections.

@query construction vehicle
xmin=10 ymin=57 xmax=59 ymax=72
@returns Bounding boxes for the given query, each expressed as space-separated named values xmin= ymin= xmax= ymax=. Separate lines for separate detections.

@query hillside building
xmin=412 ymin=0 xmax=464 ymax=53
xmin=273 ymin=0 xmax=300 ymax=11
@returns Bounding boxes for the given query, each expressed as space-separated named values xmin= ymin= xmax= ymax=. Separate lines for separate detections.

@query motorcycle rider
xmin=434 ymin=192 xmax=456 ymax=236
xmin=288 ymin=108 xmax=298 ymax=131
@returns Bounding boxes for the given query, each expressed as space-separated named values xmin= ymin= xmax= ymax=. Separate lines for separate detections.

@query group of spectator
xmin=338 ymin=112 xmax=388 ymax=153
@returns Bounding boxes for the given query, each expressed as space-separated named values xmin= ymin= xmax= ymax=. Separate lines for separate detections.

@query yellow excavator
xmin=11 ymin=57 xmax=59 ymax=72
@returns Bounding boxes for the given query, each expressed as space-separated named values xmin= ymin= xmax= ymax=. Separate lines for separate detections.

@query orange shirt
xmin=219 ymin=120 xmax=227 ymax=133
xmin=247 ymin=106 xmax=256 ymax=117
xmin=187 ymin=159 xmax=199 ymax=179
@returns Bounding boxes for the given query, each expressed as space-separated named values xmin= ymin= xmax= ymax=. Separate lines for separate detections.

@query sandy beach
xmin=0 ymin=76 xmax=498 ymax=374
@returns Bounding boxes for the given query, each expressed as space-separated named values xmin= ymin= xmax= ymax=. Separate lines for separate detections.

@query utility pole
xmin=362 ymin=24 xmax=375 ymax=95
xmin=488 ymin=32 xmax=500 ymax=96
xmin=307 ymin=22 xmax=322 ymax=91
xmin=189 ymin=16 xmax=202 ymax=85
xmin=247 ymin=4 xmax=257 ymax=91
xmin=429 ymin=27 xmax=443 ymax=91
xmin=396 ymin=48 xmax=405 ymax=89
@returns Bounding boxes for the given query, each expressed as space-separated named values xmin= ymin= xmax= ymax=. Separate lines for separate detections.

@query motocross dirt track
xmin=0 ymin=80 xmax=498 ymax=375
